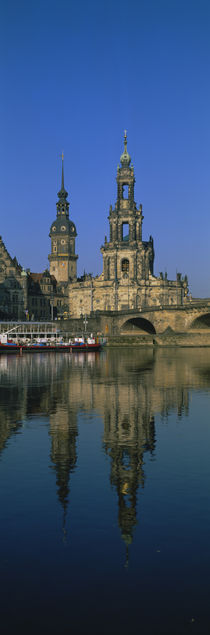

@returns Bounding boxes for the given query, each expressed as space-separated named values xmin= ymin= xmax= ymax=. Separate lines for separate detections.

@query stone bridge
xmin=117 ymin=304 xmax=210 ymax=334
xmin=91 ymin=302 xmax=210 ymax=335
xmin=61 ymin=301 xmax=210 ymax=339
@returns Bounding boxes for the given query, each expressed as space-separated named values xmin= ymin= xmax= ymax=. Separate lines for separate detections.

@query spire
xmin=61 ymin=151 xmax=64 ymax=190
xmin=120 ymin=130 xmax=131 ymax=167
xmin=57 ymin=152 xmax=68 ymax=200
xmin=124 ymin=130 xmax=128 ymax=153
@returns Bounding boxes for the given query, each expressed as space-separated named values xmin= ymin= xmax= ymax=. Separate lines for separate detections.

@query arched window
xmin=122 ymin=223 xmax=129 ymax=241
xmin=107 ymin=257 xmax=110 ymax=280
xmin=122 ymin=184 xmax=129 ymax=199
xmin=122 ymin=259 xmax=129 ymax=273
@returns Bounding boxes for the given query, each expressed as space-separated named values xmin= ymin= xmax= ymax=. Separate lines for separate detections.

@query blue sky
xmin=1 ymin=0 xmax=210 ymax=296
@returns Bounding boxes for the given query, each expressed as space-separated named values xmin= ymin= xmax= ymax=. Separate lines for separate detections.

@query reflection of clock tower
xmin=48 ymin=155 xmax=78 ymax=283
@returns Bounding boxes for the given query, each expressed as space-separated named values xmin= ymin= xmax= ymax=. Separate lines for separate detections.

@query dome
xmin=50 ymin=217 xmax=77 ymax=237
xmin=120 ymin=131 xmax=131 ymax=167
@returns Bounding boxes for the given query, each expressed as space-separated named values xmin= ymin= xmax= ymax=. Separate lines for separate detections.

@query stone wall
xmin=154 ymin=332 xmax=210 ymax=347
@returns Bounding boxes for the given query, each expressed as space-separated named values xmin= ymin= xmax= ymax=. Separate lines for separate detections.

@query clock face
xmin=61 ymin=226 xmax=66 ymax=232
xmin=52 ymin=226 xmax=56 ymax=231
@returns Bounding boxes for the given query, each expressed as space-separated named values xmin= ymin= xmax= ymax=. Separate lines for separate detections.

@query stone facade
xmin=0 ymin=158 xmax=74 ymax=321
xmin=0 ymin=236 xmax=27 ymax=319
xmin=68 ymin=133 xmax=188 ymax=317
xmin=0 ymin=237 xmax=68 ymax=321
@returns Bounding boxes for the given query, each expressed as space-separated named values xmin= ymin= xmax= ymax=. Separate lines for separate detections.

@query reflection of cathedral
xmin=101 ymin=371 xmax=156 ymax=552
xmin=0 ymin=348 xmax=208 ymax=552
xmin=50 ymin=409 xmax=78 ymax=524
xmin=103 ymin=399 xmax=155 ymax=553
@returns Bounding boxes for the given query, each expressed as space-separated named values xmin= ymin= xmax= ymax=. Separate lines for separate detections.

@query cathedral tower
xmin=68 ymin=132 xmax=188 ymax=316
xmin=48 ymin=156 xmax=78 ymax=283
xmin=101 ymin=132 xmax=154 ymax=283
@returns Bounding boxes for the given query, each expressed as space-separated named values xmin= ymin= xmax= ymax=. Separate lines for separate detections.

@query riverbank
xmin=105 ymin=332 xmax=210 ymax=347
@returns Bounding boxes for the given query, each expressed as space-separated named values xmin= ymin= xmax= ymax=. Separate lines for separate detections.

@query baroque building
xmin=68 ymin=133 xmax=188 ymax=317
xmin=0 ymin=133 xmax=188 ymax=322
xmin=0 ymin=236 xmax=27 ymax=319
xmin=0 ymin=159 xmax=71 ymax=321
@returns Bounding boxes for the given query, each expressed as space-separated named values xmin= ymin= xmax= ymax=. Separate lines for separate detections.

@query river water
xmin=0 ymin=347 xmax=210 ymax=634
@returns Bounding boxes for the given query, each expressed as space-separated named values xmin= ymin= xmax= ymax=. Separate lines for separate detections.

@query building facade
xmin=0 ymin=134 xmax=188 ymax=322
xmin=68 ymin=133 xmax=188 ymax=317
xmin=0 ymin=236 xmax=27 ymax=319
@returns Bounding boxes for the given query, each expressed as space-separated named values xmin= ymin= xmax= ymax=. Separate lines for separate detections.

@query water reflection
xmin=1 ymin=348 xmax=210 ymax=551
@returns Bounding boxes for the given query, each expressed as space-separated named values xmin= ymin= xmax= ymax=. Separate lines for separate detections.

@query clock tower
xmin=48 ymin=156 xmax=78 ymax=283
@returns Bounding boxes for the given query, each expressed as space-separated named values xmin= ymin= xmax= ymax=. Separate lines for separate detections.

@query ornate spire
xmin=124 ymin=130 xmax=128 ymax=153
xmin=57 ymin=152 xmax=68 ymax=200
xmin=61 ymin=151 xmax=64 ymax=190
xmin=120 ymin=130 xmax=131 ymax=167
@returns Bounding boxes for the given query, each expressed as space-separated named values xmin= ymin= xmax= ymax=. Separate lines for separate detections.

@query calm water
xmin=0 ymin=347 xmax=210 ymax=634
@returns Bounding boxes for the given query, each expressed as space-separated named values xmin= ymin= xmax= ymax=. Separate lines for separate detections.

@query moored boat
xmin=0 ymin=332 xmax=102 ymax=354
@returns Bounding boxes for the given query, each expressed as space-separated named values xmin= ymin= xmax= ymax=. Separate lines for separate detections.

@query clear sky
xmin=1 ymin=0 xmax=210 ymax=296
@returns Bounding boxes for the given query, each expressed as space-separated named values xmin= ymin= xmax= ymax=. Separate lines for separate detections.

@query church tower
xmin=48 ymin=156 xmax=78 ymax=283
xmin=101 ymin=132 xmax=154 ymax=282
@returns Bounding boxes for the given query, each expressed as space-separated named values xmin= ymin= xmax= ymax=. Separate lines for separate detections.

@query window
xmin=107 ymin=257 xmax=110 ymax=280
xmin=122 ymin=223 xmax=129 ymax=241
xmin=122 ymin=259 xmax=129 ymax=272
xmin=123 ymin=184 xmax=129 ymax=199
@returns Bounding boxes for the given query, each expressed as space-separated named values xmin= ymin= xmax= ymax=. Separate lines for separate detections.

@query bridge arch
xmin=190 ymin=313 xmax=210 ymax=329
xmin=120 ymin=316 xmax=156 ymax=334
